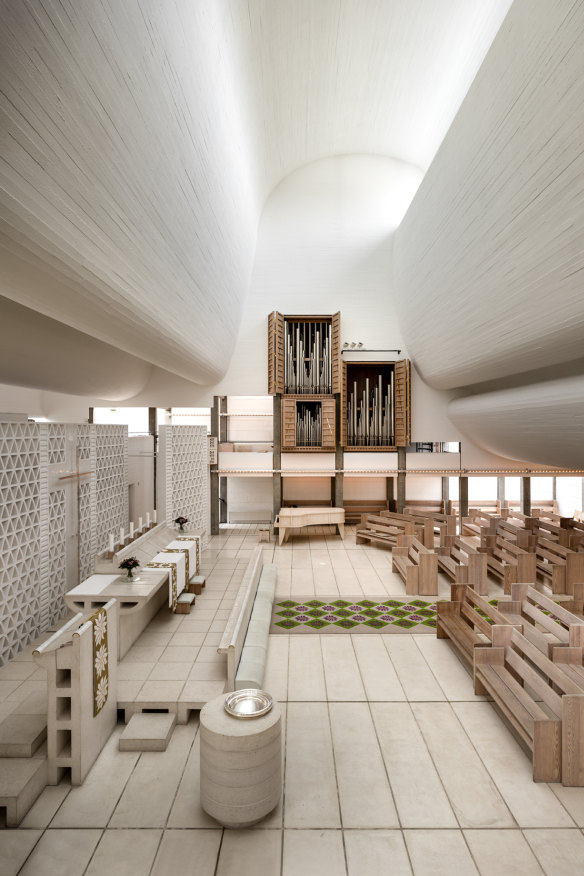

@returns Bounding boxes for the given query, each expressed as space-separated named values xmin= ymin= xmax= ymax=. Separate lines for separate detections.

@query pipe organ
xmin=284 ymin=321 xmax=332 ymax=394
xmin=346 ymin=371 xmax=394 ymax=447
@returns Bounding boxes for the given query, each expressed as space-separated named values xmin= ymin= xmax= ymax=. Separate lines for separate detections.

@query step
xmin=0 ymin=756 xmax=48 ymax=826
xmin=119 ymin=712 xmax=177 ymax=752
xmin=0 ymin=714 xmax=47 ymax=757
xmin=175 ymin=592 xmax=195 ymax=614
xmin=189 ymin=575 xmax=206 ymax=595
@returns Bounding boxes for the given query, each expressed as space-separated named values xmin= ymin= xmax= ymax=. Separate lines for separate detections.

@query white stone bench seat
xmin=235 ymin=564 xmax=277 ymax=690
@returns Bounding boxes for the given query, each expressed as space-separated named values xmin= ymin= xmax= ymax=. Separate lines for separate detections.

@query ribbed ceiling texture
xmin=0 ymin=0 xmax=512 ymax=388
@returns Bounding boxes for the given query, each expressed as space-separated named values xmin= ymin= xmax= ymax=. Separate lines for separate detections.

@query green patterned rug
xmin=270 ymin=597 xmax=439 ymax=634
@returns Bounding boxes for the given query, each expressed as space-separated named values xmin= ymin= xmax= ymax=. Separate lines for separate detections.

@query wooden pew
xmin=343 ymin=499 xmax=389 ymax=522
xmin=461 ymin=509 xmax=503 ymax=539
xmin=391 ymin=535 xmax=438 ymax=595
xmin=435 ymin=537 xmax=488 ymax=594
xmin=356 ymin=512 xmax=417 ymax=547
xmin=487 ymin=516 xmax=537 ymax=551
xmin=474 ymin=625 xmax=584 ymax=785
xmin=436 ymin=584 xmax=520 ymax=668
xmin=496 ymin=583 xmax=584 ymax=659
xmin=405 ymin=510 xmax=458 ymax=547
xmin=480 ymin=535 xmax=537 ymax=595
xmin=535 ymin=538 xmax=584 ymax=598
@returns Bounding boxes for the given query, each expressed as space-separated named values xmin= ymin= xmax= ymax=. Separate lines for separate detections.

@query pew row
xmin=391 ymin=535 xmax=438 ymax=595
xmin=435 ymin=537 xmax=487 ymax=594
xmin=480 ymin=535 xmax=537 ymax=595
xmin=436 ymin=584 xmax=519 ymax=668
xmin=536 ymin=538 xmax=584 ymax=598
xmin=497 ymin=583 xmax=584 ymax=660
xmin=474 ymin=625 xmax=584 ymax=785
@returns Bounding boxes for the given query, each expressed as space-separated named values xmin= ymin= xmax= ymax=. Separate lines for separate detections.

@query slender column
xmin=459 ymin=476 xmax=469 ymax=520
xmin=387 ymin=476 xmax=396 ymax=513
xmin=273 ymin=396 xmax=282 ymax=521
xmin=88 ymin=407 xmax=94 ymax=424
xmin=148 ymin=407 xmax=157 ymax=513
xmin=219 ymin=397 xmax=228 ymax=524
xmin=334 ymin=394 xmax=343 ymax=508
xmin=441 ymin=476 xmax=449 ymax=514
xmin=397 ymin=447 xmax=406 ymax=513
xmin=521 ymin=476 xmax=531 ymax=516
xmin=497 ymin=476 xmax=506 ymax=509
xmin=210 ymin=397 xmax=220 ymax=535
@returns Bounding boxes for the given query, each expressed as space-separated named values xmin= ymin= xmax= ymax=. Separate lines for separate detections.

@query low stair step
xmin=0 ymin=714 xmax=47 ymax=757
xmin=119 ymin=712 xmax=177 ymax=752
xmin=0 ymin=756 xmax=48 ymax=826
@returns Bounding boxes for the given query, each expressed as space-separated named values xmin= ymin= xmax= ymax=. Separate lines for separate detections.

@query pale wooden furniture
xmin=356 ymin=512 xmax=416 ymax=547
xmin=281 ymin=395 xmax=336 ymax=451
xmin=274 ymin=506 xmax=344 ymax=545
xmin=480 ymin=535 xmax=537 ymax=595
xmin=536 ymin=538 xmax=584 ymax=598
xmin=474 ymin=625 xmax=584 ymax=785
xmin=258 ymin=526 xmax=271 ymax=543
xmin=435 ymin=537 xmax=488 ymax=594
xmin=497 ymin=583 xmax=584 ymax=659
xmin=343 ymin=499 xmax=389 ymax=522
xmin=391 ymin=535 xmax=438 ymax=595
xmin=436 ymin=584 xmax=520 ymax=668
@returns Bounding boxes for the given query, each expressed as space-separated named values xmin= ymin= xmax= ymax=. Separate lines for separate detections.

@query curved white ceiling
xmin=0 ymin=0 xmax=512 ymax=390
xmin=450 ymin=376 xmax=584 ymax=470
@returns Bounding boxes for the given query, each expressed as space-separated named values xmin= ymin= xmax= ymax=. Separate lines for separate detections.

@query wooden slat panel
xmin=394 ymin=358 xmax=411 ymax=446
xmin=267 ymin=311 xmax=284 ymax=395
xmin=321 ymin=398 xmax=336 ymax=448
xmin=331 ymin=311 xmax=341 ymax=394
xmin=340 ymin=360 xmax=347 ymax=446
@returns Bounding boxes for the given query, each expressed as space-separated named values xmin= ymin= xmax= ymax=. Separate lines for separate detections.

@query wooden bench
xmin=343 ymin=499 xmax=389 ymax=522
xmin=536 ymin=538 xmax=584 ymax=598
xmin=404 ymin=499 xmax=445 ymax=515
xmin=437 ymin=584 xmax=520 ymax=668
xmin=356 ymin=512 xmax=417 ymax=547
xmin=435 ymin=537 xmax=488 ymax=594
xmin=474 ymin=625 xmax=584 ymax=784
xmin=496 ymin=583 xmax=584 ymax=659
xmin=405 ymin=510 xmax=458 ymax=547
xmin=480 ymin=535 xmax=537 ymax=595
xmin=391 ymin=535 xmax=438 ymax=595
xmin=487 ymin=516 xmax=537 ymax=551
xmin=461 ymin=509 xmax=503 ymax=539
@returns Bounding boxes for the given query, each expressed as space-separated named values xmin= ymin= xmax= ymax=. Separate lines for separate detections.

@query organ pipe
xmin=296 ymin=403 xmax=322 ymax=447
xmin=285 ymin=321 xmax=332 ymax=394
xmin=347 ymin=369 xmax=395 ymax=446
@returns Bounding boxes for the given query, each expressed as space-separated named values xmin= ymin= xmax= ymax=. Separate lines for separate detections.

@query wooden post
xmin=441 ymin=476 xmax=449 ymax=514
xmin=387 ymin=477 xmax=396 ymax=513
xmin=497 ymin=476 xmax=506 ymax=509
xmin=397 ymin=447 xmax=406 ymax=513
xmin=273 ymin=395 xmax=282 ymax=522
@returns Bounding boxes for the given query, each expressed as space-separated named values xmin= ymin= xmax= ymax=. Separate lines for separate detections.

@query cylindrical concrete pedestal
xmin=199 ymin=693 xmax=282 ymax=828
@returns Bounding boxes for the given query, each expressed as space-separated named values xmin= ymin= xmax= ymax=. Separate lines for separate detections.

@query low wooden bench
xmin=435 ymin=537 xmax=488 ymax=594
xmin=436 ymin=584 xmax=518 ymax=668
xmin=487 ymin=516 xmax=537 ymax=551
xmin=356 ymin=512 xmax=417 ymax=547
xmin=480 ymin=535 xmax=537 ymax=595
xmin=391 ymin=535 xmax=438 ymax=595
xmin=536 ymin=538 xmax=584 ymax=598
xmin=461 ymin=509 xmax=503 ymax=539
xmin=405 ymin=510 xmax=458 ymax=548
xmin=496 ymin=583 xmax=584 ymax=659
xmin=344 ymin=499 xmax=389 ymax=522
xmin=474 ymin=625 xmax=584 ymax=784
xmin=533 ymin=516 xmax=584 ymax=550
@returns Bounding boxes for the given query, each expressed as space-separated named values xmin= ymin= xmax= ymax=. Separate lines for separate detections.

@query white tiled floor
xmin=3 ymin=524 xmax=584 ymax=874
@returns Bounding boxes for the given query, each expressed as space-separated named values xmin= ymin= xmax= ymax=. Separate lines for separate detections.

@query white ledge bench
xmin=217 ymin=547 xmax=277 ymax=692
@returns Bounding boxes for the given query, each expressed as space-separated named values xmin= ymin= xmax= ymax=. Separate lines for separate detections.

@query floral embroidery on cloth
xmin=165 ymin=548 xmax=190 ymax=583
xmin=87 ymin=607 xmax=108 ymax=716
xmin=175 ymin=535 xmax=200 ymax=574
xmin=146 ymin=561 xmax=179 ymax=611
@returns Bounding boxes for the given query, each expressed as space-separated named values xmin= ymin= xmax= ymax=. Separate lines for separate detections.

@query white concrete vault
xmin=0 ymin=0 xmax=511 ymax=390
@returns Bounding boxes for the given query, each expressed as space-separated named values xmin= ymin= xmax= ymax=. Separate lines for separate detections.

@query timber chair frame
xmin=535 ymin=537 xmax=584 ymax=599
xmin=480 ymin=535 xmax=537 ymax=595
xmin=474 ymin=625 xmax=584 ymax=785
xmin=356 ymin=512 xmax=417 ymax=548
xmin=436 ymin=584 xmax=520 ymax=668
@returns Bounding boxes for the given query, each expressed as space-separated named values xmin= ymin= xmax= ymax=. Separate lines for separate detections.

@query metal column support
xmin=273 ymin=396 xmax=282 ymax=521
xmin=219 ymin=397 xmax=228 ymax=524
xmin=397 ymin=447 xmax=406 ymax=513
xmin=459 ymin=476 xmax=469 ymax=521
xmin=334 ymin=395 xmax=343 ymax=508
xmin=210 ymin=397 xmax=220 ymax=535
xmin=521 ymin=476 xmax=531 ymax=516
